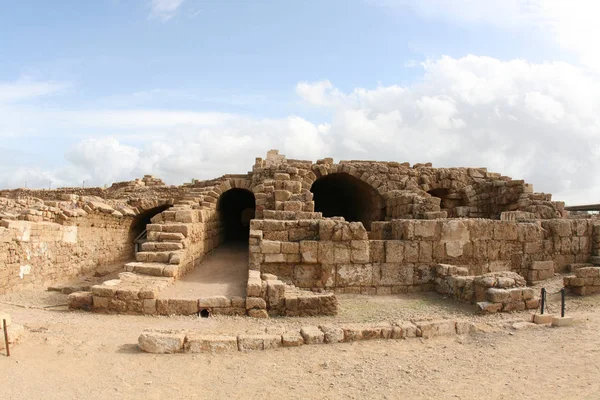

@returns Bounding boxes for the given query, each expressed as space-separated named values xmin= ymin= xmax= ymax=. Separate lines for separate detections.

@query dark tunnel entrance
xmin=130 ymin=204 xmax=172 ymax=253
xmin=218 ymin=189 xmax=256 ymax=242
xmin=310 ymin=173 xmax=384 ymax=230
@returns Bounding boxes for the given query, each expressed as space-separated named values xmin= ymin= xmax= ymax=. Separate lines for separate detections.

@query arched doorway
xmin=310 ymin=173 xmax=384 ymax=230
xmin=218 ymin=188 xmax=256 ymax=242
xmin=130 ymin=204 xmax=172 ymax=253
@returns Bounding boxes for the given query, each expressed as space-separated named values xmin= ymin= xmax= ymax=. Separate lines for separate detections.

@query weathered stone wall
xmin=0 ymin=212 xmax=133 ymax=294
xmin=250 ymin=218 xmax=593 ymax=294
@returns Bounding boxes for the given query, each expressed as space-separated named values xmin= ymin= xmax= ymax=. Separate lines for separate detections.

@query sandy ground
xmin=0 ymin=286 xmax=600 ymax=399
xmin=1 ymin=278 xmax=600 ymax=400
xmin=159 ymin=243 xmax=249 ymax=300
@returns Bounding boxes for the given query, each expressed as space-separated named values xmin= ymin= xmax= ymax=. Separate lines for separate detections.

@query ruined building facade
xmin=0 ymin=150 xmax=596 ymax=317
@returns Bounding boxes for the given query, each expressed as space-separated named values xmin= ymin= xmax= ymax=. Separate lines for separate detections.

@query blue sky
xmin=1 ymin=0 xmax=599 ymax=204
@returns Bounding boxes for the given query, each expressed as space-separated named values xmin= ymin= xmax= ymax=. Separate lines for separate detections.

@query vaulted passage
xmin=130 ymin=204 xmax=173 ymax=253
xmin=218 ymin=189 xmax=256 ymax=242
xmin=311 ymin=173 xmax=385 ymax=230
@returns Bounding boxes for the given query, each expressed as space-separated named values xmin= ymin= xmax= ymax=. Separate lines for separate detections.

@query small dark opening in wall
xmin=427 ymin=188 xmax=466 ymax=217
xmin=199 ymin=309 xmax=211 ymax=318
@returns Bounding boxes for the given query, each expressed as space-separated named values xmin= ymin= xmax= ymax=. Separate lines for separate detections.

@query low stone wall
xmin=137 ymin=319 xmax=475 ymax=354
xmin=564 ymin=266 xmax=600 ymax=295
xmin=249 ymin=218 xmax=593 ymax=294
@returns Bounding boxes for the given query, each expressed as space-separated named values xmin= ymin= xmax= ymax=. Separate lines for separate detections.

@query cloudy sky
xmin=1 ymin=0 xmax=599 ymax=205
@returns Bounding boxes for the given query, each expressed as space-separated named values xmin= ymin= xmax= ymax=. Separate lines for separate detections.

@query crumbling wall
xmin=250 ymin=218 xmax=593 ymax=294
xmin=0 ymin=212 xmax=133 ymax=294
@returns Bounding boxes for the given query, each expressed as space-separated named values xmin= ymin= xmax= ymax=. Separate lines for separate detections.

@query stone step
xmin=158 ymin=232 xmax=185 ymax=242
xmin=125 ymin=262 xmax=177 ymax=277
xmin=136 ymin=251 xmax=176 ymax=263
xmin=141 ymin=241 xmax=184 ymax=252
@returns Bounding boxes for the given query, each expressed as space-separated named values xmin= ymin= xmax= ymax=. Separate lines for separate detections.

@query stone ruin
xmin=1 ymin=149 xmax=600 ymax=319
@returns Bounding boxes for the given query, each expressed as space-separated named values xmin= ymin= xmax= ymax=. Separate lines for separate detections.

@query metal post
xmin=3 ymin=319 xmax=9 ymax=356
xmin=540 ymin=288 xmax=546 ymax=314
xmin=561 ymin=288 xmax=566 ymax=317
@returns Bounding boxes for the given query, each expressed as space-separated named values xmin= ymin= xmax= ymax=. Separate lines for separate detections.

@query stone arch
xmin=310 ymin=172 xmax=385 ymax=230
xmin=217 ymin=188 xmax=256 ymax=242
xmin=129 ymin=202 xmax=173 ymax=252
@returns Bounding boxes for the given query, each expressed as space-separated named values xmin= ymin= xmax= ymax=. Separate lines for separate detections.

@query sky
xmin=0 ymin=0 xmax=599 ymax=205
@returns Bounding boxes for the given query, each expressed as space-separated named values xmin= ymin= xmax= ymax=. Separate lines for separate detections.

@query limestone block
xmin=143 ymin=299 xmax=157 ymax=314
xmin=351 ymin=240 xmax=370 ymax=263
xmin=249 ymin=230 xmax=263 ymax=239
xmin=385 ymin=241 xmax=404 ymax=263
xmin=199 ymin=296 xmax=230 ymax=308
xmin=442 ymin=220 xmax=470 ymax=242
xmin=237 ymin=335 xmax=265 ymax=351
xmin=533 ymin=314 xmax=553 ymax=324
xmin=318 ymin=241 xmax=335 ymax=264
xmin=575 ymin=267 xmax=600 ymax=278
xmin=185 ymin=335 xmax=238 ymax=353
xmin=377 ymin=263 xmax=413 ymax=286
xmin=281 ymin=242 xmax=300 ymax=254
xmin=263 ymin=334 xmax=282 ymax=350
xmin=319 ymin=325 xmax=344 ymax=343
xmin=264 ymin=253 xmax=285 ymax=263
xmin=531 ymin=261 xmax=554 ymax=271
xmin=260 ymin=240 xmax=281 ymax=254
xmin=282 ymin=332 xmax=304 ymax=347
xmin=0 ymin=312 xmax=11 ymax=326
xmin=486 ymin=288 xmax=510 ymax=303
xmin=246 ymin=297 xmax=267 ymax=310
xmin=337 ymin=264 xmax=374 ymax=287
xmin=369 ymin=240 xmax=385 ymax=263
xmin=318 ymin=220 xmax=337 ymax=240
xmin=300 ymin=326 xmax=324 ymax=345
xmin=274 ymin=190 xmax=292 ymax=201
xmin=157 ymin=299 xmax=199 ymax=315
xmin=283 ymin=201 xmax=303 ymax=212
xmin=416 ymin=320 xmax=456 ymax=339
xmin=525 ymin=298 xmax=540 ymax=309
xmin=333 ymin=243 xmax=351 ymax=263
xmin=68 ymin=291 xmax=93 ymax=310
xmin=477 ymin=301 xmax=503 ymax=313
xmin=138 ymin=330 xmax=185 ymax=354
xmin=414 ymin=220 xmax=437 ymax=238
xmin=263 ymin=231 xmax=289 ymax=241
xmin=248 ymin=309 xmax=269 ymax=318
xmin=445 ymin=241 xmax=464 ymax=258
xmin=300 ymin=240 xmax=318 ymax=263
xmin=92 ymin=296 xmax=109 ymax=309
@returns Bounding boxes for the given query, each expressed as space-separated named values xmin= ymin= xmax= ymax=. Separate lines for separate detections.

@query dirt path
xmin=1 ymin=289 xmax=600 ymax=399
xmin=158 ymin=242 xmax=248 ymax=299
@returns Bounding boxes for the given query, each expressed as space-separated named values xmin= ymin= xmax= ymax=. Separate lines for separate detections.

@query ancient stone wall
xmin=0 ymin=212 xmax=133 ymax=294
xmin=249 ymin=218 xmax=592 ymax=294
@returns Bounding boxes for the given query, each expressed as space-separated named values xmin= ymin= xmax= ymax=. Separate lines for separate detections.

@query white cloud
xmin=149 ymin=0 xmax=185 ymax=21
xmin=370 ymin=0 xmax=600 ymax=71
xmin=2 ymin=55 xmax=600 ymax=205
